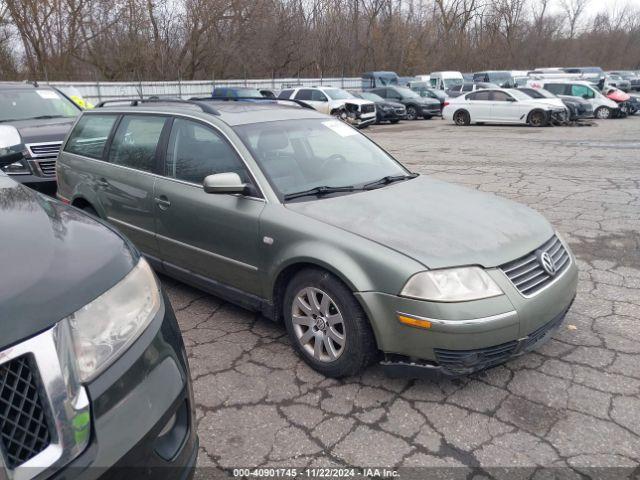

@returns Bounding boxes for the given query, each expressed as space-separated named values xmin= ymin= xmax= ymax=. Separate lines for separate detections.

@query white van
xmin=527 ymin=79 xmax=619 ymax=119
xmin=429 ymin=71 xmax=464 ymax=91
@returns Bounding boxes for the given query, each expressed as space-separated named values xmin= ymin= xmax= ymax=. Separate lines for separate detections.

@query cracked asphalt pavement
xmin=162 ymin=117 xmax=640 ymax=478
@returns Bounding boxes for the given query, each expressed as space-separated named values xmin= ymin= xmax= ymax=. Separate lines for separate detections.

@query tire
xmin=422 ymin=114 xmax=432 ymax=120
xmin=595 ymin=106 xmax=612 ymax=119
xmin=82 ymin=205 xmax=99 ymax=217
xmin=453 ymin=109 xmax=470 ymax=126
xmin=406 ymin=105 xmax=418 ymax=120
xmin=390 ymin=119 xmax=400 ymax=124
xmin=528 ymin=110 xmax=547 ymax=127
xmin=283 ymin=269 xmax=377 ymax=378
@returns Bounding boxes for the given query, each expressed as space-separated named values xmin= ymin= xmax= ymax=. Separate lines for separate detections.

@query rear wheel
xmin=595 ymin=106 xmax=612 ymax=119
xmin=528 ymin=110 xmax=547 ymax=127
xmin=82 ymin=205 xmax=99 ymax=217
xmin=406 ymin=106 xmax=418 ymax=120
xmin=453 ymin=110 xmax=470 ymax=126
xmin=283 ymin=269 xmax=377 ymax=378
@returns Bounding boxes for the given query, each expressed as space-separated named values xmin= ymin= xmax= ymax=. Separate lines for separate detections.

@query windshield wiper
xmin=363 ymin=173 xmax=418 ymax=190
xmin=30 ymin=115 xmax=68 ymax=120
xmin=284 ymin=185 xmax=356 ymax=201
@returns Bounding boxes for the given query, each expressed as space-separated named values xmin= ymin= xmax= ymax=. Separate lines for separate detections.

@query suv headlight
xmin=64 ymin=258 xmax=161 ymax=382
xmin=400 ymin=267 xmax=503 ymax=302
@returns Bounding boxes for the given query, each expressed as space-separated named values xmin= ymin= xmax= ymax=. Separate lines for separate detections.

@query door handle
xmin=96 ymin=178 xmax=109 ymax=188
xmin=155 ymin=196 xmax=171 ymax=210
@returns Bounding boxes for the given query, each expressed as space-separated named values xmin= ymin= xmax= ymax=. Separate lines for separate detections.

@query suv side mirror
xmin=203 ymin=172 xmax=247 ymax=194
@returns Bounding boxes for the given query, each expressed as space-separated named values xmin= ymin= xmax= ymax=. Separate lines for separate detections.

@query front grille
xmin=37 ymin=160 xmax=56 ymax=177
xmin=27 ymin=142 xmax=62 ymax=159
xmin=395 ymin=108 xmax=406 ymax=114
xmin=361 ymin=104 xmax=375 ymax=114
xmin=0 ymin=355 xmax=51 ymax=469
xmin=500 ymin=235 xmax=570 ymax=296
xmin=435 ymin=340 xmax=519 ymax=374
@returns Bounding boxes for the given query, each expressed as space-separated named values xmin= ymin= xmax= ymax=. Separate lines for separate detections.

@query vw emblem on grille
xmin=537 ymin=251 xmax=557 ymax=276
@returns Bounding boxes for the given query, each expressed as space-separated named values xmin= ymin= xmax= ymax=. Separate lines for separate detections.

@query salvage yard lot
xmin=165 ymin=117 xmax=640 ymax=475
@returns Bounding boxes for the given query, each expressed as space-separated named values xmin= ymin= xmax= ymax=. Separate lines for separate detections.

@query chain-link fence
xmin=43 ymin=77 xmax=363 ymax=104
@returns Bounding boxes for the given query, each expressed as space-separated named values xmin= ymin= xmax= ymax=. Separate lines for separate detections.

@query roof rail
xmin=190 ymin=96 xmax=315 ymax=111
xmin=94 ymin=98 xmax=220 ymax=115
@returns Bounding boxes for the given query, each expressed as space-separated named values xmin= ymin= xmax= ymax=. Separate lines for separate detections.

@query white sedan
xmin=442 ymin=88 xmax=568 ymax=126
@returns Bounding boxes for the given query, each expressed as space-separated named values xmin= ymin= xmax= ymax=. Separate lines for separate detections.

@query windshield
xmin=531 ymin=88 xmax=556 ymax=99
xmin=360 ymin=92 xmax=384 ymax=102
xmin=489 ymin=72 xmax=512 ymax=82
xmin=507 ymin=90 xmax=532 ymax=101
xmin=324 ymin=89 xmax=354 ymax=100
xmin=0 ymin=89 xmax=80 ymax=122
xmin=234 ymin=119 xmax=408 ymax=198
xmin=395 ymin=87 xmax=419 ymax=98
xmin=443 ymin=78 xmax=464 ymax=89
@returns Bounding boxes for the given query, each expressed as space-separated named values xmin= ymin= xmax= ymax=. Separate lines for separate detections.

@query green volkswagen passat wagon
xmin=56 ymin=99 xmax=578 ymax=378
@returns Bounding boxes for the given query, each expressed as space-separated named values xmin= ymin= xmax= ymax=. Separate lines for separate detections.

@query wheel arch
xmin=526 ymin=108 xmax=548 ymax=125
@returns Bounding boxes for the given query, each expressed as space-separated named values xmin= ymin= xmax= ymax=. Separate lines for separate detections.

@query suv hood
xmin=0 ymin=176 xmax=138 ymax=350
xmin=6 ymin=116 xmax=77 ymax=144
xmin=286 ymin=175 xmax=553 ymax=270
xmin=329 ymin=99 xmax=373 ymax=108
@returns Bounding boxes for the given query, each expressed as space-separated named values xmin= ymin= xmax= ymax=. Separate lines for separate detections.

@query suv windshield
xmin=395 ymin=87 xmax=419 ymax=98
xmin=234 ymin=119 xmax=408 ymax=198
xmin=0 ymin=89 xmax=80 ymax=122
xmin=443 ymin=78 xmax=464 ymax=89
xmin=360 ymin=92 xmax=384 ymax=102
xmin=324 ymin=89 xmax=354 ymax=100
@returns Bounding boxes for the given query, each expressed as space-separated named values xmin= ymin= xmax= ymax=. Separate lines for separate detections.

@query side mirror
xmin=506 ymin=97 xmax=516 ymax=102
xmin=582 ymin=94 xmax=589 ymax=99
xmin=203 ymin=172 xmax=247 ymax=195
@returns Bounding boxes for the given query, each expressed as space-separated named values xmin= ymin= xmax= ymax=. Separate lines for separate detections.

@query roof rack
xmin=190 ymin=96 xmax=315 ymax=111
xmin=94 ymin=98 xmax=220 ymax=115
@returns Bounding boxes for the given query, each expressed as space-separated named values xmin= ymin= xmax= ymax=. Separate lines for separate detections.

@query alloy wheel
xmin=406 ymin=106 xmax=417 ymax=120
xmin=595 ymin=107 xmax=611 ymax=119
xmin=291 ymin=287 xmax=346 ymax=363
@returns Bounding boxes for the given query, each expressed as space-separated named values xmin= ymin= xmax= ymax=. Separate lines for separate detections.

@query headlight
xmin=400 ymin=267 xmax=503 ymax=302
xmin=0 ymin=159 xmax=30 ymax=174
xmin=64 ymin=258 xmax=161 ymax=382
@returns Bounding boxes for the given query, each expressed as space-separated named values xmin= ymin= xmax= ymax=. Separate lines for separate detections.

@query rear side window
xmin=468 ymin=91 xmax=490 ymax=100
xmin=295 ymin=89 xmax=313 ymax=101
xmin=544 ymin=84 xmax=567 ymax=95
xmin=65 ymin=114 xmax=118 ymax=159
xmin=165 ymin=118 xmax=248 ymax=184
xmin=108 ymin=115 xmax=166 ymax=172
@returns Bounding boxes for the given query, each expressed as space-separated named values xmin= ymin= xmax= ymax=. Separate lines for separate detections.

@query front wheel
xmin=283 ymin=269 xmax=377 ymax=378
xmin=595 ymin=106 xmax=612 ymax=119
xmin=528 ymin=110 xmax=548 ymax=127
xmin=406 ymin=106 xmax=418 ymax=120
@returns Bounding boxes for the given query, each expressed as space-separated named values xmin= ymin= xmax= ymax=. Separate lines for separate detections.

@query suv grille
xmin=27 ymin=142 xmax=62 ymax=158
xmin=500 ymin=235 xmax=570 ymax=296
xmin=0 ymin=355 xmax=51 ymax=469
xmin=361 ymin=104 xmax=375 ymax=114
xmin=37 ymin=160 xmax=56 ymax=177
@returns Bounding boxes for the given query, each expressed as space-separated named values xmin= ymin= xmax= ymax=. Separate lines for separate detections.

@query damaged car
xmin=517 ymin=87 xmax=593 ymax=121
xmin=279 ymin=87 xmax=376 ymax=128
xmin=443 ymin=88 xmax=568 ymax=127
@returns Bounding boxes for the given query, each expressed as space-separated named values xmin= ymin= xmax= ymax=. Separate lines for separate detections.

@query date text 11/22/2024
xmin=232 ymin=468 xmax=400 ymax=478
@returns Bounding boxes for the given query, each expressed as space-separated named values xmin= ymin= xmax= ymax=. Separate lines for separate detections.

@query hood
xmin=606 ymin=90 xmax=631 ymax=102
xmin=286 ymin=176 xmax=553 ymax=270
xmin=529 ymin=99 xmax=566 ymax=109
xmin=8 ymin=116 xmax=77 ymax=144
xmin=377 ymin=100 xmax=405 ymax=109
xmin=0 ymin=176 xmax=138 ymax=350
xmin=413 ymin=97 xmax=440 ymax=106
xmin=330 ymin=99 xmax=374 ymax=108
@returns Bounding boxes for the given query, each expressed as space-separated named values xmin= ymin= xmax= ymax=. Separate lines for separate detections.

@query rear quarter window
xmin=64 ymin=114 xmax=119 ymax=159
xmin=108 ymin=115 xmax=166 ymax=172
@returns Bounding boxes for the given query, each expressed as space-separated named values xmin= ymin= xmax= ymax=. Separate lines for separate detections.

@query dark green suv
xmin=57 ymin=99 xmax=578 ymax=378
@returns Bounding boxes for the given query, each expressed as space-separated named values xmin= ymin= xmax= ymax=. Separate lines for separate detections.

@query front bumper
xmin=420 ymin=106 xmax=442 ymax=117
xmin=52 ymin=293 xmax=197 ymax=479
xmin=356 ymin=246 xmax=579 ymax=376
xmin=6 ymin=172 xmax=57 ymax=196
xmin=378 ymin=108 xmax=407 ymax=121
